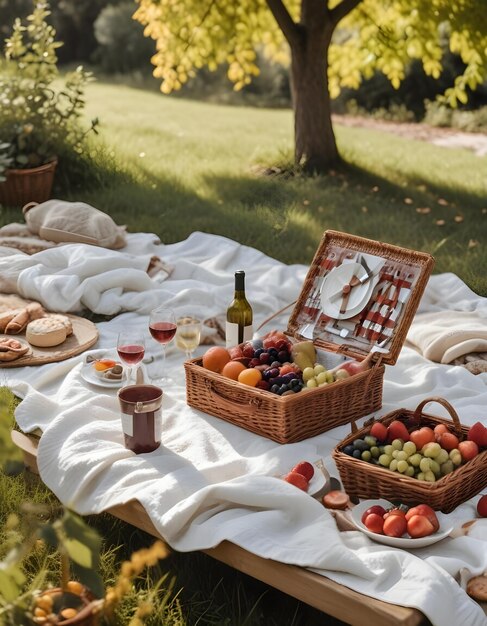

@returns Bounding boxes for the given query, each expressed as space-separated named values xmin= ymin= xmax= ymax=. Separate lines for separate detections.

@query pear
xmin=291 ymin=341 xmax=316 ymax=370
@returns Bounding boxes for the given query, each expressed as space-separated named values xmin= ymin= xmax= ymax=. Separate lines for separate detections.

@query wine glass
xmin=175 ymin=316 xmax=202 ymax=360
xmin=117 ymin=330 xmax=146 ymax=385
xmin=149 ymin=306 xmax=176 ymax=384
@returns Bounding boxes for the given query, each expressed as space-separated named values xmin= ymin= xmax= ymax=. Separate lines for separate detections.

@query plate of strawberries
xmin=280 ymin=460 xmax=328 ymax=496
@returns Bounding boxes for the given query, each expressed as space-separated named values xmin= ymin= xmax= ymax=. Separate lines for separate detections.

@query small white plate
xmin=280 ymin=465 xmax=328 ymax=497
xmin=80 ymin=362 xmax=124 ymax=388
xmin=350 ymin=499 xmax=453 ymax=549
xmin=320 ymin=263 xmax=380 ymax=319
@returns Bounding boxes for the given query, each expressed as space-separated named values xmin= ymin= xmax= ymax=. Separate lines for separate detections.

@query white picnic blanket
xmin=3 ymin=231 xmax=487 ymax=626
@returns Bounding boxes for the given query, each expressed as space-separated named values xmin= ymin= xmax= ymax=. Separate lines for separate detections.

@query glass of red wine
xmin=149 ymin=306 xmax=176 ymax=384
xmin=117 ymin=330 xmax=146 ymax=385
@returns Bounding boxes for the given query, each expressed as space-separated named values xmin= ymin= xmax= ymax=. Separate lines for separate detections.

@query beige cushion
xmin=23 ymin=200 xmax=127 ymax=250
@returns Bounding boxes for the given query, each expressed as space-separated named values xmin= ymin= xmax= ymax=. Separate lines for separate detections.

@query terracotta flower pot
xmin=0 ymin=158 xmax=57 ymax=208
xmin=34 ymin=586 xmax=99 ymax=626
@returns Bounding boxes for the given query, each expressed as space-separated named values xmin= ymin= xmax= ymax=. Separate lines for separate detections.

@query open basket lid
xmin=287 ymin=230 xmax=435 ymax=366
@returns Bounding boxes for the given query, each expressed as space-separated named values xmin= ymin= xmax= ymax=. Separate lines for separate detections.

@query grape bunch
xmin=342 ymin=436 xmax=462 ymax=482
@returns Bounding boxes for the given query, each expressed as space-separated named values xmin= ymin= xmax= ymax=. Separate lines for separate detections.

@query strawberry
xmin=291 ymin=461 xmax=314 ymax=481
xmin=283 ymin=471 xmax=309 ymax=491
xmin=468 ymin=421 xmax=487 ymax=448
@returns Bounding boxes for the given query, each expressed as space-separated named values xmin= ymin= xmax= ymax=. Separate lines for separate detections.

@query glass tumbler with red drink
xmin=149 ymin=306 xmax=176 ymax=384
xmin=117 ymin=330 xmax=146 ymax=385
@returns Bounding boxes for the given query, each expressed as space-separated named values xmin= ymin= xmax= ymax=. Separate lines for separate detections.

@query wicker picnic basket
xmin=332 ymin=397 xmax=487 ymax=513
xmin=184 ymin=230 xmax=434 ymax=444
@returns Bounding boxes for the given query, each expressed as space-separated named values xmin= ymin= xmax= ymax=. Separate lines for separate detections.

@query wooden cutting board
xmin=0 ymin=295 xmax=99 ymax=367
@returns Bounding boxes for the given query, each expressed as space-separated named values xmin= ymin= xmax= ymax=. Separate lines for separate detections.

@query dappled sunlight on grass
xmin=2 ymin=80 xmax=484 ymax=294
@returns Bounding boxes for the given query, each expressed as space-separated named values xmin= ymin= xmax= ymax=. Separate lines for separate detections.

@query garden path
xmin=335 ymin=115 xmax=487 ymax=157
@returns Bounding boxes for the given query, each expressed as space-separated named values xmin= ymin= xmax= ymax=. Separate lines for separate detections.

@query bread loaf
xmin=0 ymin=309 xmax=23 ymax=332
xmin=0 ymin=337 xmax=30 ymax=361
xmin=5 ymin=309 xmax=30 ymax=334
xmin=26 ymin=318 xmax=67 ymax=347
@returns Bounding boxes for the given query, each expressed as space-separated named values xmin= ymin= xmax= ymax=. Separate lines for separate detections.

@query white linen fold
xmin=4 ymin=231 xmax=487 ymax=626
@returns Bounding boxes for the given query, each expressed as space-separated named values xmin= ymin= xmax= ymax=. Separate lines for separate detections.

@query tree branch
xmin=266 ymin=0 xmax=300 ymax=47
xmin=329 ymin=0 xmax=362 ymax=27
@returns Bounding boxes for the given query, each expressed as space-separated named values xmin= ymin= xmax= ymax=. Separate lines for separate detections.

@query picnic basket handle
xmin=205 ymin=379 xmax=262 ymax=416
xmin=412 ymin=397 xmax=463 ymax=436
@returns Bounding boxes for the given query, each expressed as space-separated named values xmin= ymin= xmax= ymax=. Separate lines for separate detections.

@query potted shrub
xmin=0 ymin=503 xmax=169 ymax=625
xmin=0 ymin=1 xmax=99 ymax=208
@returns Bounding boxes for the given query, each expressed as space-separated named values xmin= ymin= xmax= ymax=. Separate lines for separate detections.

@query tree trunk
xmin=290 ymin=19 xmax=338 ymax=173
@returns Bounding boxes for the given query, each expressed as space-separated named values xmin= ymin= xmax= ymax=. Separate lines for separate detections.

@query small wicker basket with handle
xmin=332 ymin=397 xmax=487 ymax=513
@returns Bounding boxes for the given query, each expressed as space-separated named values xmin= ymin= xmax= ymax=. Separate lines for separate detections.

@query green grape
xmin=405 ymin=465 xmax=415 ymax=477
xmin=409 ymin=453 xmax=422 ymax=467
xmin=391 ymin=439 xmax=403 ymax=450
xmin=315 ymin=372 xmax=328 ymax=385
xmin=449 ymin=449 xmax=462 ymax=466
xmin=397 ymin=460 xmax=409 ymax=473
xmin=436 ymin=449 xmax=449 ymax=465
xmin=396 ymin=451 xmax=408 ymax=462
xmin=325 ymin=371 xmax=335 ymax=384
xmin=419 ymin=457 xmax=431 ymax=473
xmin=370 ymin=446 xmax=380 ymax=459
xmin=424 ymin=470 xmax=436 ymax=482
xmin=313 ymin=364 xmax=325 ymax=375
xmin=364 ymin=436 xmax=377 ymax=447
xmin=440 ymin=460 xmax=454 ymax=475
xmin=378 ymin=454 xmax=392 ymax=467
xmin=383 ymin=445 xmax=394 ymax=456
xmin=389 ymin=459 xmax=398 ymax=472
xmin=416 ymin=472 xmax=425 ymax=481
xmin=429 ymin=460 xmax=441 ymax=476
xmin=361 ymin=450 xmax=372 ymax=462
xmin=392 ymin=450 xmax=400 ymax=459
xmin=423 ymin=442 xmax=442 ymax=458
xmin=306 ymin=378 xmax=318 ymax=388
xmin=303 ymin=367 xmax=315 ymax=382
xmin=403 ymin=441 xmax=417 ymax=456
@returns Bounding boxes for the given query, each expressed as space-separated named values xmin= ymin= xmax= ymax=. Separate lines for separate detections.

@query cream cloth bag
xmin=23 ymin=200 xmax=127 ymax=249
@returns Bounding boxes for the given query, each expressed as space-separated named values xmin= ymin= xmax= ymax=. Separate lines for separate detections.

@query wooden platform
xmin=11 ymin=430 xmax=429 ymax=626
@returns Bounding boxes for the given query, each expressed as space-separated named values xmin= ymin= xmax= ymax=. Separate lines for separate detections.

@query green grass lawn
xmin=5 ymin=79 xmax=481 ymax=294
xmin=1 ymin=82 xmax=486 ymax=624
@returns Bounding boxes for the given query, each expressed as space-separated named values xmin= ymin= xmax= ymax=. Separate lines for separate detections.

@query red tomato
xmin=477 ymin=494 xmax=487 ymax=518
xmin=439 ymin=432 xmax=460 ymax=451
xmin=458 ymin=440 xmax=479 ymax=462
xmin=407 ymin=514 xmax=435 ymax=538
xmin=383 ymin=514 xmax=407 ymax=538
xmin=405 ymin=504 xmax=439 ymax=532
xmin=434 ymin=424 xmax=449 ymax=441
xmin=364 ymin=513 xmax=384 ymax=534
xmin=409 ymin=427 xmax=435 ymax=451
xmin=361 ymin=505 xmax=387 ymax=524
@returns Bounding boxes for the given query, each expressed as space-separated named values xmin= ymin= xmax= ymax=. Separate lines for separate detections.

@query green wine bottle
xmin=226 ymin=270 xmax=253 ymax=348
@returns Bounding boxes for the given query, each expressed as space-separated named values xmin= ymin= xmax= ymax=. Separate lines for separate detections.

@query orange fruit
xmin=237 ymin=368 xmax=262 ymax=387
xmin=66 ymin=580 xmax=84 ymax=596
xmin=202 ymin=346 xmax=231 ymax=373
xmin=221 ymin=360 xmax=247 ymax=380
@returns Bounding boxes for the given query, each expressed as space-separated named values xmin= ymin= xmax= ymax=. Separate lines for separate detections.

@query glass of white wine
xmin=175 ymin=316 xmax=202 ymax=360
